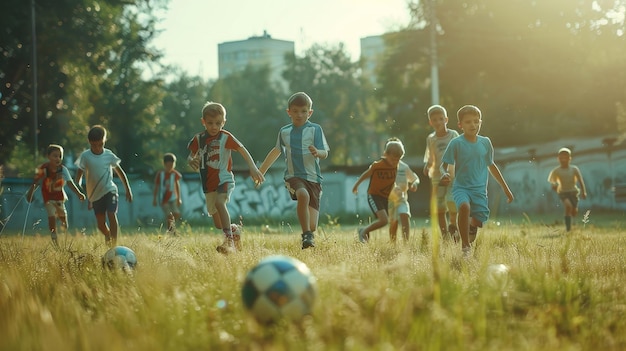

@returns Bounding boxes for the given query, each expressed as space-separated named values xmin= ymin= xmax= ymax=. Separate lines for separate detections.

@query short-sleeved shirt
xmin=548 ymin=166 xmax=581 ymax=193
xmin=75 ymin=149 xmax=121 ymax=202
xmin=33 ymin=162 xmax=73 ymax=202
xmin=187 ymin=129 xmax=242 ymax=193
xmin=154 ymin=170 xmax=182 ymax=203
xmin=366 ymin=158 xmax=397 ymax=198
xmin=424 ymin=129 xmax=459 ymax=179
xmin=389 ymin=160 xmax=419 ymax=203
xmin=275 ymin=121 xmax=329 ymax=183
xmin=441 ymin=135 xmax=494 ymax=194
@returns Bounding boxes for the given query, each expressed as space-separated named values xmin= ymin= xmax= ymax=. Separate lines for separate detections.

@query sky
xmin=152 ymin=0 xmax=412 ymax=80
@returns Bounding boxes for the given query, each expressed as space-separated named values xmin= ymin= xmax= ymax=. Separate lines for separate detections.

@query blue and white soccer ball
xmin=241 ymin=255 xmax=317 ymax=324
xmin=102 ymin=246 xmax=137 ymax=271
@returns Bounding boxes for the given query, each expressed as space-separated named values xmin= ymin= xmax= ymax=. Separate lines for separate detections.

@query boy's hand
xmin=126 ymin=192 xmax=133 ymax=203
xmin=551 ymin=182 xmax=558 ymax=191
xmin=439 ymin=173 xmax=451 ymax=186
xmin=308 ymin=145 xmax=321 ymax=158
xmin=188 ymin=154 xmax=200 ymax=171
xmin=78 ymin=193 xmax=86 ymax=201
xmin=250 ymin=168 xmax=265 ymax=188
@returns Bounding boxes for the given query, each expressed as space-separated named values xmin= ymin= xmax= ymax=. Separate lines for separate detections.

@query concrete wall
xmin=2 ymin=136 xmax=625 ymax=234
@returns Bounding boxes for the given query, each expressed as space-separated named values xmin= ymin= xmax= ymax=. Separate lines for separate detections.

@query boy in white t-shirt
xmin=75 ymin=125 xmax=133 ymax=247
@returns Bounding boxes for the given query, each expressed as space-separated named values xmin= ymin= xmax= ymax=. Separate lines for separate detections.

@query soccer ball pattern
xmin=102 ymin=246 xmax=137 ymax=271
xmin=241 ymin=255 xmax=317 ymax=323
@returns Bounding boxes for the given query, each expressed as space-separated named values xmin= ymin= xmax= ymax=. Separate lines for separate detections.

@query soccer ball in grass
xmin=485 ymin=264 xmax=509 ymax=290
xmin=241 ymin=255 xmax=317 ymax=324
xmin=102 ymin=246 xmax=137 ymax=271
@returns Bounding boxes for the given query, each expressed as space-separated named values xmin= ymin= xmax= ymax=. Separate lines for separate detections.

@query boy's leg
xmin=215 ymin=192 xmax=237 ymax=253
xmin=400 ymin=213 xmax=410 ymax=242
xmin=563 ymin=198 xmax=574 ymax=231
xmin=295 ymin=188 xmax=311 ymax=233
xmin=389 ymin=219 xmax=398 ymax=242
xmin=47 ymin=216 xmax=58 ymax=244
xmin=95 ymin=213 xmax=111 ymax=245
xmin=437 ymin=211 xmax=449 ymax=238
xmin=107 ymin=211 xmax=119 ymax=247
xmin=457 ymin=202 xmax=471 ymax=250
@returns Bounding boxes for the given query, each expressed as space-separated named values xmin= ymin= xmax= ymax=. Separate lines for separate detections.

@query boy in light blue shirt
xmin=259 ymin=92 xmax=330 ymax=249
xmin=440 ymin=105 xmax=513 ymax=257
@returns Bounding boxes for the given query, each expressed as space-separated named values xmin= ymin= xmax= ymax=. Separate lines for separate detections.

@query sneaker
xmin=301 ymin=231 xmax=315 ymax=249
xmin=358 ymin=228 xmax=368 ymax=243
xmin=462 ymin=246 xmax=472 ymax=259
xmin=231 ymin=224 xmax=242 ymax=251
xmin=216 ymin=235 xmax=236 ymax=254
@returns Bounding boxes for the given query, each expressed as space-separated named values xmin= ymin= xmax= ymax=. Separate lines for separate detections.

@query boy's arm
xmin=308 ymin=145 xmax=328 ymax=159
xmin=259 ymin=147 xmax=281 ymax=175
xmin=236 ymin=146 xmax=265 ymax=185
xmin=488 ymin=164 xmax=514 ymax=203
xmin=439 ymin=162 xmax=452 ymax=185
xmin=423 ymin=147 xmax=433 ymax=176
xmin=114 ymin=165 xmax=133 ymax=202
xmin=75 ymin=169 xmax=84 ymax=186
xmin=152 ymin=173 xmax=159 ymax=206
xmin=67 ymin=180 xmax=86 ymax=201
xmin=352 ymin=167 xmax=373 ymax=194
xmin=408 ymin=169 xmax=420 ymax=192
xmin=175 ymin=175 xmax=182 ymax=205
xmin=575 ymin=167 xmax=587 ymax=199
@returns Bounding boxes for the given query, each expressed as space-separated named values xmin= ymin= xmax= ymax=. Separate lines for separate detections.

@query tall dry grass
xmin=1 ymin=220 xmax=626 ymax=350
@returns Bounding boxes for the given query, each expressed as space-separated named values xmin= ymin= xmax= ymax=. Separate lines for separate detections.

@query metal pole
xmin=31 ymin=0 xmax=39 ymax=160
xmin=429 ymin=0 xmax=440 ymax=105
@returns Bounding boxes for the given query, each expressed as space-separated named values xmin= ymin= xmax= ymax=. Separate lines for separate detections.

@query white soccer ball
xmin=485 ymin=263 xmax=509 ymax=290
xmin=241 ymin=255 xmax=317 ymax=324
xmin=102 ymin=246 xmax=137 ymax=271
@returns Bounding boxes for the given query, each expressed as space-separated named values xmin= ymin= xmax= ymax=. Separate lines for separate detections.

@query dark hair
xmin=47 ymin=144 xmax=64 ymax=157
xmin=287 ymin=92 xmax=313 ymax=108
xmin=88 ymin=125 xmax=107 ymax=142
xmin=163 ymin=153 xmax=177 ymax=163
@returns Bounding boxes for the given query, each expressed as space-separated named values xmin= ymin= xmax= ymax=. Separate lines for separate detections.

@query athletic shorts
xmin=205 ymin=182 xmax=234 ymax=215
xmin=285 ymin=178 xmax=322 ymax=211
xmin=161 ymin=201 xmax=181 ymax=216
xmin=388 ymin=199 xmax=410 ymax=221
xmin=45 ymin=200 xmax=67 ymax=218
xmin=452 ymin=187 xmax=489 ymax=225
xmin=367 ymin=194 xmax=389 ymax=215
xmin=558 ymin=191 xmax=579 ymax=208
xmin=431 ymin=179 xmax=456 ymax=212
xmin=92 ymin=192 xmax=118 ymax=215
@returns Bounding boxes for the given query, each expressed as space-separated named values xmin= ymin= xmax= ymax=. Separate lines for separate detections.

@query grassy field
xmin=1 ymin=218 xmax=626 ymax=351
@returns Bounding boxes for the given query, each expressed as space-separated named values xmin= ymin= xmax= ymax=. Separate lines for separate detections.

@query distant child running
xmin=388 ymin=138 xmax=420 ymax=243
xmin=548 ymin=147 xmax=587 ymax=231
xmin=187 ymin=102 xmax=264 ymax=253
xmin=423 ymin=104 xmax=459 ymax=240
xmin=75 ymin=125 xmax=133 ymax=247
xmin=153 ymin=153 xmax=183 ymax=234
xmin=440 ymin=105 xmax=514 ymax=257
xmin=26 ymin=144 xmax=86 ymax=246
xmin=353 ymin=138 xmax=405 ymax=243
xmin=259 ymin=92 xmax=330 ymax=249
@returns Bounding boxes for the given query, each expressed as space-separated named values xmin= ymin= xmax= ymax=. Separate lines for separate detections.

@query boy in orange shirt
xmin=353 ymin=138 xmax=405 ymax=243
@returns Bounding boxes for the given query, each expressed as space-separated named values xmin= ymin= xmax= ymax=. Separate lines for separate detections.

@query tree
xmin=283 ymin=44 xmax=379 ymax=165
xmin=0 ymin=0 xmax=167 ymax=175
xmin=377 ymin=0 xmax=626 ymax=149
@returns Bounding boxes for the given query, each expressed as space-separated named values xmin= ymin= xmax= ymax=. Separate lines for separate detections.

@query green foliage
xmin=283 ymin=44 xmax=381 ymax=165
xmin=379 ymin=0 xmax=626 ymax=148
